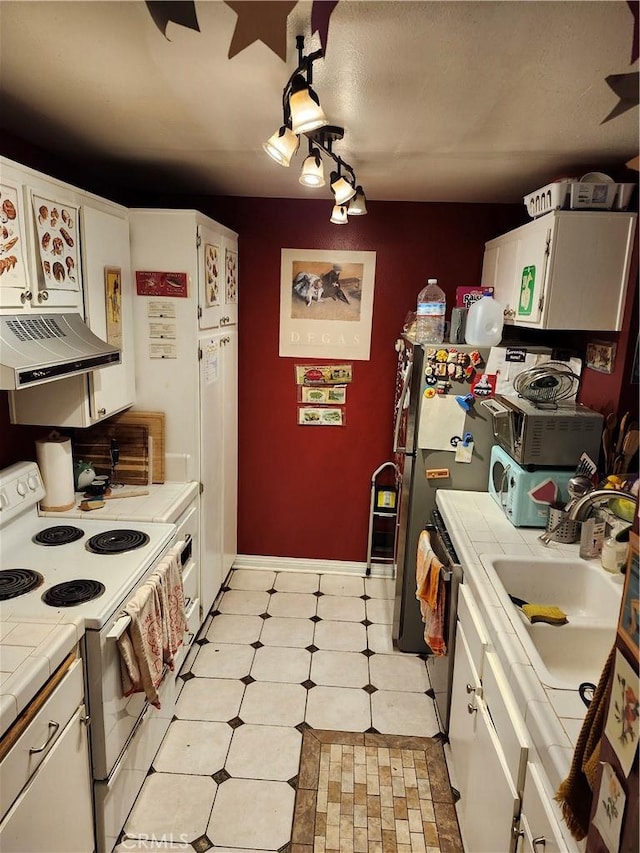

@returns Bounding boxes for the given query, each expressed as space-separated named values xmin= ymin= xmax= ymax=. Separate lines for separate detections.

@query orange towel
xmin=117 ymin=579 xmax=165 ymax=707
xmin=415 ymin=529 xmax=447 ymax=656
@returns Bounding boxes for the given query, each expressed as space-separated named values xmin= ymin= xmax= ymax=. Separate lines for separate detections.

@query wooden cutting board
xmin=109 ymin=411 xmax=165 ymax=483
xmin=73 ymin=423 xmax=150 ymax=486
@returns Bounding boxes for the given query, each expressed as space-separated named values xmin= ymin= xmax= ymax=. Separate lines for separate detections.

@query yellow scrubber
xmin=521 ymin=604 xmax=568 ymax=625
xmin=508 ymin=596 xmax=568 ymax=625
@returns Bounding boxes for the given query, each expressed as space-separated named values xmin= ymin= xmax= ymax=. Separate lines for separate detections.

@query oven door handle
xmin=105 ymin=540 xmax=187 ymax=641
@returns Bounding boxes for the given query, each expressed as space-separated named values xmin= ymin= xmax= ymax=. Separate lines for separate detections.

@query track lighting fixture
xmin=330 ymin=205 xmax=348 ymax=224
xmin=299 ymin=144 xmax=325 ymax=187
xmin=263 ymin=35 xmax=368 ymax=223
xmin=348 ymin=186 xmax=368 ymax=216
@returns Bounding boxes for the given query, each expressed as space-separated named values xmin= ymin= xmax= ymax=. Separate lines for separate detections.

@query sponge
xmin=520 ymin=604 xmax=568 ymax=625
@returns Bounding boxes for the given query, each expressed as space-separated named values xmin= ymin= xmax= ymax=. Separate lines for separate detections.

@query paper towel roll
xmin=36 ymin=433 xmax=76 ymax=511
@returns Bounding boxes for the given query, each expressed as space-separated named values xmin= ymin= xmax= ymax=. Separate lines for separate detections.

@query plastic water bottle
xmin=415 ymin=279 xmax=446 ymax=344
xmin=464 ymin=294 xmax=504 ymax=346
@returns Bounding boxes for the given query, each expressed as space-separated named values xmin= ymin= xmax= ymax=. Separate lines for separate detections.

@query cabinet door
xmin=481 ymin=235 xmax=520 ymax=321
xmin=518 ymin=762 xmax=567 ymax=853
xmin=221 ymin=330 xmax=238 ymax=575
xmin=81 ymin=205 xmax=135 ymax=421
xmin=199 ymin=333 xmax=225 ymax=615
xmin=0 ymin=706 xmax=94 ymax=853
xmin=199 ymin=222 xmax=223 ymax=330
xmin=514 ymin=219 xmax=550 ymax=325
xmin=449 ymin=624 xmax=481 ymax=812
xmin=0 ymin=175 xmax=35 ymax=306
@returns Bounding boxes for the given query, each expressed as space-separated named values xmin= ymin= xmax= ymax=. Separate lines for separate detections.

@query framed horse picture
xmin=279 ymin=248 xmax=376 ymax=360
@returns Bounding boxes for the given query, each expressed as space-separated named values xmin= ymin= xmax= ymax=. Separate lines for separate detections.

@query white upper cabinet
xmin=481 ymin=211 xmax=637 ymax=330
xmin=1 ymin=158 xmax=84 ymax=311
xmin=198 ymin=222 xmax=238 ymax=331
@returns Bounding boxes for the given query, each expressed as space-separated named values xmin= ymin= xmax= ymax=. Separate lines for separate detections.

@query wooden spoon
xmin=621 ymin=429 xmax=639 ymax=474
xmin=615 ymin=411 xmax=630 ymax=456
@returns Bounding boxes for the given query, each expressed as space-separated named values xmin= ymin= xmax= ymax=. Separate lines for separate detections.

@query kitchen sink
xmin=480 ymin=555 xmax=622 ymax=689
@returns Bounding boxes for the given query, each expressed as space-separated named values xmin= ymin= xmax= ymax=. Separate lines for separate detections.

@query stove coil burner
xmin=0 ymin=569 xmax=44 ymax=601
xmin=33 ymin=526 xmax=84 ymax=546
xmin=42 ymin=580 xmax=106 ymax=607
xmin=86 ymin=529 xmax=150 ymax=555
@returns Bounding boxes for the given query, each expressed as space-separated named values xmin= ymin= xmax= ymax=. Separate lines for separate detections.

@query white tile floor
xmin=117 ymin=569 xmax=440 ymax=852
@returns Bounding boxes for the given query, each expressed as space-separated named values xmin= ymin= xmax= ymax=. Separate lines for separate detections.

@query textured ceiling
xmin=0 ymin=0 xmax=638 ymax=204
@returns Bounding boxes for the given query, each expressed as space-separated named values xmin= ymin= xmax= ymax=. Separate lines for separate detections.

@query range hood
xmin=0 ymin=314 xmax=121 ymax=390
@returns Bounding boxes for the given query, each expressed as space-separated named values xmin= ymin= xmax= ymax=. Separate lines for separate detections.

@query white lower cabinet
xmin=449 ymin=583 xmax=574 ymax=853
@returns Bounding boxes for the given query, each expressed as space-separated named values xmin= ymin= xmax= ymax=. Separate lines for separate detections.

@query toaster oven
xmin=482 ymin=395 xmax=603 ymax=467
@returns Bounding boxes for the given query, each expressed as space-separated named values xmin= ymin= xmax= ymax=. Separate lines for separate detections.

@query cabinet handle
xmin=97 ymin=408 xmax=107 ymax=416
xmin=532 ymin=838 xmax=546 ymax=849
xmin=466 ymin=683 xmax=477 ymax=695
xmin=467 ymin=703 xmax=477 ymax=714
xmin=29 ymin=720 xmax=60 ymax=754
xmin=38 ymin=290 xmax=49 ymax=302
xmin=80 ymin=713 xmax=91 ymax=726
xmin=21 ymin=290 xmax=33 ymax=304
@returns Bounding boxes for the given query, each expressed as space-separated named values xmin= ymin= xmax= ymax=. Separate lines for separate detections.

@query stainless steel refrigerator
xmin=391 ymin=337 xmax=495 ymax=656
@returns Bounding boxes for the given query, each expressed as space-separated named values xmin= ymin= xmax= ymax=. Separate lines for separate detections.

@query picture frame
xmin=279 ymin=248 xmax=376 ymax=360
xmin=298 ymin=407 xmax=345 ymax=426
xmin=104 ymin=266 xmax=123 ymax=347
xmin=618 ymin=535 xmax=639 ymax=657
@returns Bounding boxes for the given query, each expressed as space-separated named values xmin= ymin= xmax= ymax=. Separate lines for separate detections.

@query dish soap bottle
xmin=464 ymin=293 xmax=504 ymax=346
xmin=415 ymin=279 xmax=446 ymax=344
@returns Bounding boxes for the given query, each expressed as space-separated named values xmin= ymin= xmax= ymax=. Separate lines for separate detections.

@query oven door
xmin=85 ymin=538 xmax=188 ymax=780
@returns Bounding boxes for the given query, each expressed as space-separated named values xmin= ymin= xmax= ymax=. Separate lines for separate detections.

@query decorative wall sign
xmin=298 ymin=407 xmax=344 ymax=426
xmin=619 ymin=546 xmax=639 ymax=655
xmin=136 ymin=271 xmax=188 ymax=297
xmin=604 ymin=647 xmax=639 ymax=777
xmin=592 ymin=762 xmax=626 ymax=853
xmin=0 ymin=181 xmax=29 ymax=288
xmin=280 ymin=249 xmax=376 ymax=360
xmin=294 ymin=364 xmax=353 ymax=385
xmin=300 ymin=386 xmax=347 ymax=405
xmin=104 ymin=267 xmax=123 ymax=348
xmin=31 ymin=194 xmax=80 ymax=291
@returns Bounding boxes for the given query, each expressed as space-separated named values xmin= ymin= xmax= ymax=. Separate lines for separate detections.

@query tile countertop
xmin=435 ymin=491 xmax=624 ymax=808
xmin=0 ymin=617 xmax=82 ymax=738
xmin=39 ymin=480 xmax=199 ymax=523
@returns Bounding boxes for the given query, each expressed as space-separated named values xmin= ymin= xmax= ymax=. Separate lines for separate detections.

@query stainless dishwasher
xmin=425 ymin=509 xmax=463 ymax=737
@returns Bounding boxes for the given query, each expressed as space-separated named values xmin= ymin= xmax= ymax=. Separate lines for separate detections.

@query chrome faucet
xmin=566 ymin=489 xmax=638 ymax=523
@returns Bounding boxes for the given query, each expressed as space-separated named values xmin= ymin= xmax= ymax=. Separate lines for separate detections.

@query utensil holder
xmin=545 ymin=506 xmax=580 ymax=544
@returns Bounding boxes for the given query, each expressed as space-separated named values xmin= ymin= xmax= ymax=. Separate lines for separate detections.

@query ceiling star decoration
xmin=145 ymin=1 xmax=200 ymax=39
xmin=311 ymin=0 xmax=340 ymax=52
xmin=601 ymin=72 xmax=640 ymax=123
xmin=224 ymin=1 xmax=297 ymax=60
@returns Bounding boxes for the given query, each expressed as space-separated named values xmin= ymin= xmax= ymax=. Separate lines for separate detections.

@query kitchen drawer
xmin=520 ymin=762 xmax=567 ymax=853
xmin=0 ymin=657 xmax=83 ymax=819
xmin=482 ymin=650 xmax=529 ymax=792
xmin=458 ymin=583 xmax=489 ymax=677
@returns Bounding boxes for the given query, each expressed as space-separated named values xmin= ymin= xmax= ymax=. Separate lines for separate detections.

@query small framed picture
xmin=298 ymin=407 xmax=345 ymax=426
xmin=104 ymin=267 xmax=122 ymax=347
xmin=586 ymin=340 xmax=617 ymax=373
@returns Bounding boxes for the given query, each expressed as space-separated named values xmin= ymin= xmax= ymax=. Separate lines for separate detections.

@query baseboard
xmin=232 ymin=554 xmax=394 ymax=578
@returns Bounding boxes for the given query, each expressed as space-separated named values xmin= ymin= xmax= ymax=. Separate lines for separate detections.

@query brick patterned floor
xmin=291 ymin=730 xmax=463 ymax=853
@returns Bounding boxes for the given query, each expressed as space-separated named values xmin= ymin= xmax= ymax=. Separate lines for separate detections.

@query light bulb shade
xmin=330 ymin=204 xmax=348 ymax=225
xmin=330 ymin=172 xmax=356 ymax=205
xmin=347 ymin=186 xmax=368 ymax=215
xmin=289 ymin=76 xmax=327 ymax=134
xmin=299 ymin=150 xmax=325 ymax=187
xmin=263 ymin=126 xmax=299 ymax=167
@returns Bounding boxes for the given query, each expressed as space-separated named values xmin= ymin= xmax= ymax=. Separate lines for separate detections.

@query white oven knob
xmin=0 ymin=491 xmax=8 ymax=510
xmin=16 ymin=480 xmax=27 ymax=497
xmin=27 ymin=474 xmax=39 ymax=491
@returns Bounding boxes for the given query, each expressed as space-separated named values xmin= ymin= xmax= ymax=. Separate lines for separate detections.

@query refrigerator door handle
xmin=393 ymin=361 xmax=413 ymax=454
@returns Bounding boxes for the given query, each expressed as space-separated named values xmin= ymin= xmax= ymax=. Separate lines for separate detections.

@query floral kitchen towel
xmin=150 ymin=545 xmax=186 ymax=670
xmin=117 ymin=578 xmax=165 ymax=707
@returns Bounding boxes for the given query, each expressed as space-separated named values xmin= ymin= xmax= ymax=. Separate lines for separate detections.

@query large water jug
xmin=464 ymin=294 xmax=504 ymax=346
